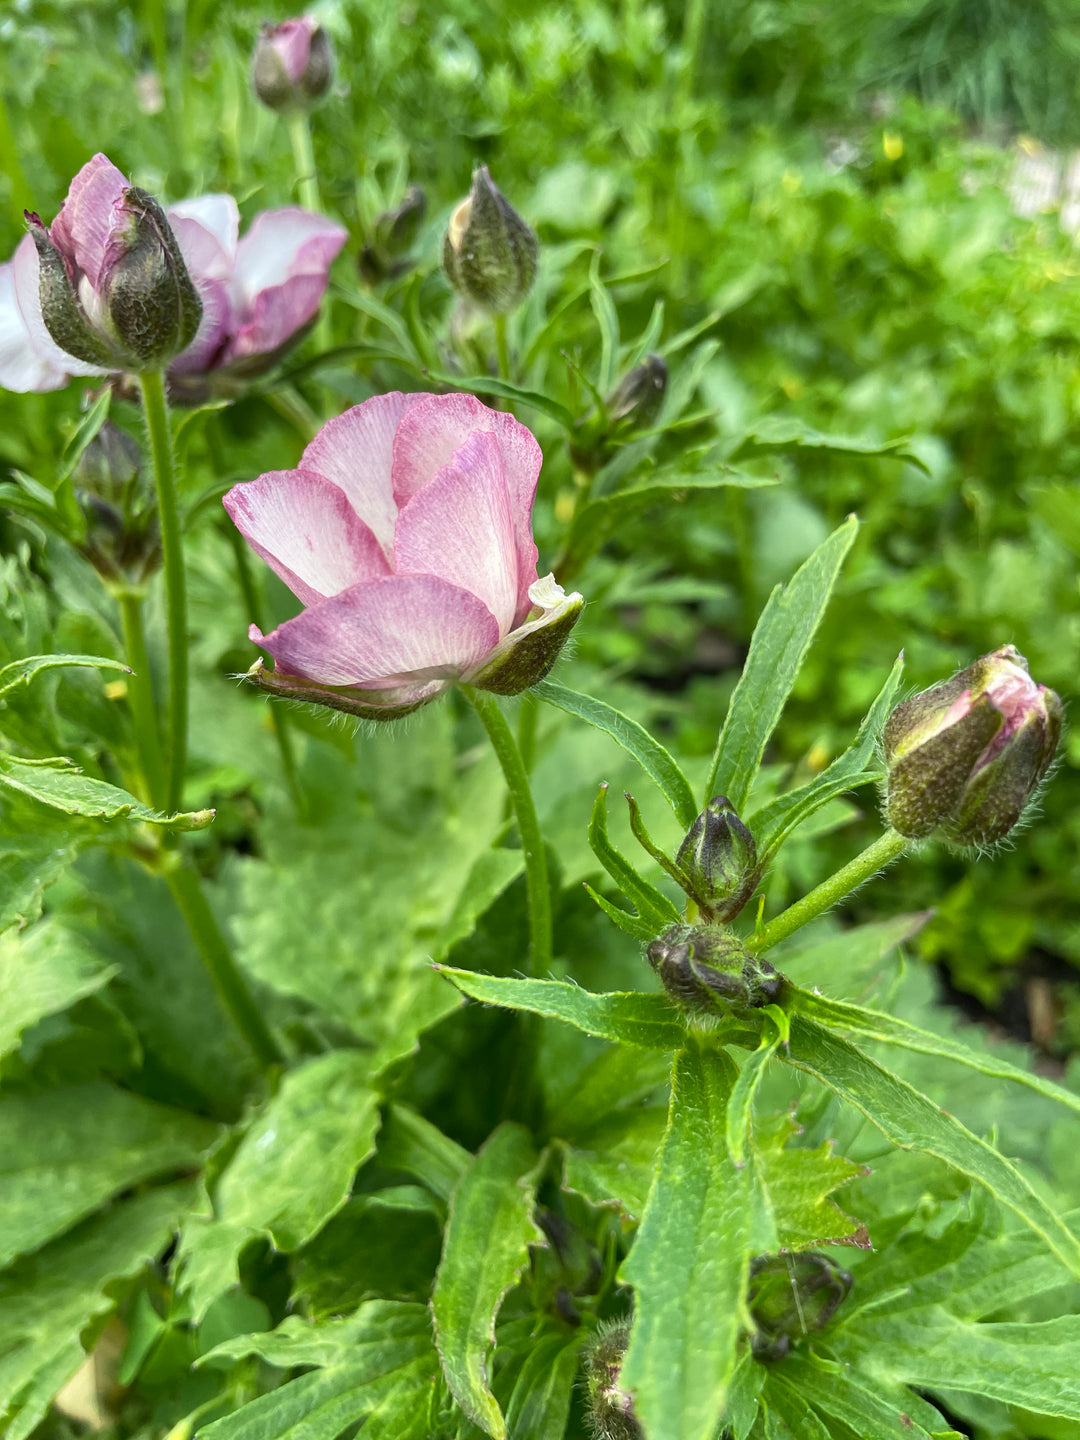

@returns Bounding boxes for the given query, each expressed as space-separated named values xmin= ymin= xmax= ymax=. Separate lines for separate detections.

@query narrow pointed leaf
xmin=783 ymin=1015 xmax=1080 ymax=1277
xmin=435 ymin=966 xmax=684 ymax=1048
xmin=535 ymin=681 xmax=698 ymax=827
xmin=706 ymin=516 xmax=859 ymax=811
xmin=431 ymin=1122 xmax=543 ymax=1439
xmin=619 ymin=1045 xmax=752 ymax=1440
xmin=0 ymin=756 xmax=214 ymax=830
xmin=584 ymin=883 xmax=658 ymax=939
xmin=726 ymin=1032 xmax=782 ymax=1167
xmin=588 ymin=783 xmax=682 ymax=930
xmin=0 ymin=654 xmax=130 ymax=701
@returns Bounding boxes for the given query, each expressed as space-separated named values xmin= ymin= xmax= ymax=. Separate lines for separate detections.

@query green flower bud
xmin=360 ymin=185 xmax=427 ymax=284
xmin=606 ymin=354 xmax=668 ymax=430
xmin=748 ymin=1252 xmax=853 ymax=1360
xmin=676 ymin=795 xmax=758 ymax=922
xmin=884 ymin=645 xmax=1063 ymax=846
xmin=582 ymin=1320 xmax=642 ymax=1440
xmin=442 ymin=166 xmax=538 ymax=313
xmin=646 ymin=924 xmax=782 ymax=1014
xmin=103 ymin=188 xmax=203 ymax=368
xmin=74 ymin=423 xmax=160 ymax=584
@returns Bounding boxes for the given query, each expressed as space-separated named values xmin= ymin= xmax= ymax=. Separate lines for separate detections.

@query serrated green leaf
xmin=706 ymin=516 xmax=859 ymax=811
xmin=772 ymin=1363 xmax=939 ymax=1439
xmin=435 ymin=967 xmax=684 ymax=1049
xmin=199 ymin=1301 xmax=432 ymax=1370
xmin=0 ymin=1083 xmax=217 ymax=1268
xmin=588 ymin=783 xmax=682 ymax=931
xmin=0 ymin=755 xmax=214 ymax=830
xmin=431 ymin=1122 xmax=543 ymax=1439
xmin=761 ymin=1377 xmax=832 ymax=1440
xmin=748 ymin=653 xmax=904 ymax=857
xmin=789 ymin=985 xmax=1080 ymax=1120
xmin=504 ymin=1333 xmax=581 ymax=1440
xmin=378 ymin=1104 xmax=471 ymax=1204
xmin=0 ymin=920 xmax=116 ymax=1060
xmin=619 ymin=1046 xmax=752 ymax=1440
xmin=0 ymin=1181 xmax=197 ymax=1440
xmin=756 ymin=1121 xmax=865 ymax=1250
xmin=179 ymin=1051 xmax=382 ymax=1320
xmin=534 ymin=682 xmax=698 ymax=827
xmin=0 ymin=654 xmax=129 ymax=703
xmin=561 ymin=1106 xmax=667 ymax=1220
xmin=783 ymin=1016 xmax=1080 ymax=1277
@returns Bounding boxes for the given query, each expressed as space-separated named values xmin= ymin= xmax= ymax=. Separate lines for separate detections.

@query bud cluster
xmin=646 ymin=924 xmax=782 ymax=1015
xmin=74 ymin=423 xmax=160 ymax=585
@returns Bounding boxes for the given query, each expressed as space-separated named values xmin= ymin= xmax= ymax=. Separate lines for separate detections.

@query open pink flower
xmin=167 ymin=194 xmax=346 ymax=398
xmin=223 ymin=392 xmax=583 ymax=718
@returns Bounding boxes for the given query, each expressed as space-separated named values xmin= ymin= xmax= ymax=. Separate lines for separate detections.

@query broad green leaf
xmin=783 ymin=1015 xmax=1080 ymax=1277
xmin=199 ymin=1304 xmax=436 ymax=1440
xmin=0 ymin=1083 xmax=217 ymax=1267
xmin=435 ymin=850 xmax=525 ymax=961
xmin=748 ymin=654 xmax=905 ymax=857
xmin=733 ymin=416 xmax=928 ymax=469
xmin=0 ymin=654 xmax=129 ymax=702
xmin=771 ymin=1364 xmax=939 ymax=1440
xmin=534 ymin=681 xmax=698 ymax=827
xmin=761 ymin=1377 xmax=832 ymax=1440
xmin=706 ymin=516 xmax=859 ymax=810
xmin=504 ymin=1332 xmax=581 ymax=1440
xmin=431 ymin=1122 xmax=543 ymax=1439
xmin=179 ymin=1051 xmax=382 ymax=1320
xmin=436 ymin=967 xmax=684 ymax=1049
xmin=722 ymin=1352 xmax=765 ymax=1440
xmin=587 ymin=783 xmax=682 ymax=932
xmin=547 ymin=1043 xmax=671 ymax=1137
xmin=378 ymin=1104 xmax=471 ymax=1204
xmin=619 ymin=1046 xmax=752 ymax=1440
xmin=0 ymin=920 xmax=116 ymax=1060
xmin=0 ymin=755 xmax=214 ymax=830
xmin=756 ymin=1121 xmax=865 ymax=1250
xmin=789 ymin=986 xmax=1080 ymax=1119
xmin=561 ymin=1106 xmax=668 ymax=1219
xmin=0 ymin=1181 xmax=197 ymax=1440
xmin=774 ymin=912 xmax=931 ymax=992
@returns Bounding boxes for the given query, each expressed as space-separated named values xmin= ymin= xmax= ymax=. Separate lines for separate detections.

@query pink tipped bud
xmin=251 ymin=17 xmax=333 ymax=113
xmin=884 ymin=645 xmax=1063 ymax=846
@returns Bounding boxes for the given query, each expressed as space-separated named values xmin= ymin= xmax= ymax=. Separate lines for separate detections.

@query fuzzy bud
xmin=676 ymin=794 xmax=758 ymax=920
xmin=606 ymin=354 xmax=668 ymax=430
xmin=360 ymin=186 xmax=427 ymax=284
xmin=442 ymin=166 xmax=538 ymax=313
xmin=251 ymin=17 xmax=333 ymax=113
xmin=884 ymin=645 xmax=1062 ymax=846
xmin=583 ymin=1321 xmax=643 ymax=1440
xmin=74 ymin=424 xmax=160 ymax=584
xmin=646 ymin=924 xmax=782 ymax=1014
xmin=748 ymin=1252 xmax=853 ymax=1360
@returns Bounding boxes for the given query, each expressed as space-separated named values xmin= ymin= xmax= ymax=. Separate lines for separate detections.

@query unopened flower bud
xmin=442 ymin=166 xmax=538 ymax=313
xmin=748 ymin=1253 xmax=852 ymax=1360
xmin=360 ymin=186 xmax=427 ymax=284
xmin=583 ymin=1320 xmax=642 ymax=1440
xmin=74 ymin=423 xmax=160 ymax=584
xmin=646 ymin=924 xmax=782 ymax=1014
xmin=251 ymin=17 xmax=333 ymax=114
xmin=676 ymin=795 xmax=758 ymax=921
xmin=26 ymin=161 xmax=202 ymax=373
xmin=606 ymin=354 xmax=668 ymax=430
xmin=884 ymin=645 xmax=1063 ymax=846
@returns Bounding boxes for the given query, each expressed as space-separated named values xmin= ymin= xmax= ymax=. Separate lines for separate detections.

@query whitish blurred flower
xmin=223 ymin=392 xmax=583 ymax=719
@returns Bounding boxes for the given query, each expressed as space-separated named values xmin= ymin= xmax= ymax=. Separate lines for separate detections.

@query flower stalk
xmin=117 ymin=588 xmax=167 ymax=808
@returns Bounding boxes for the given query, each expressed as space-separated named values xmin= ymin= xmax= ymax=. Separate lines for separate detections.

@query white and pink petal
xmin=230 ymin=208 xmax=346 ymax=305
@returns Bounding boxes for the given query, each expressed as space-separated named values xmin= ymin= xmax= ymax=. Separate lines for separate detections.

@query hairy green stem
xmin=166 ymin=861 xmax=284 ymax=1071
xmin=286 ymin=111 xmax=333 ymax=363
xmin=493 ymin=313 xmax=510 ymax=381
xmin=750 ymin=828 xmax=910 ymax=954
xmin=117 ymin=589 xmax=167 ymax=809
xmin=138 ymin=370 xmax=187 ymax=813
xmin=223 ymin=521 xmax=304 ymax=815
xmin=463 ymin=687 xmax=552 ymax=975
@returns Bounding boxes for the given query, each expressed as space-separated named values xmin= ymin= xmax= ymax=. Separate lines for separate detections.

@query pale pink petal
xmin=253 ymin=573 xmax=500 ymax=686
xmin=169 ymin=276 xmax=232 ymax=373
xmin=11 ymin=235 xmax=109 ymax=379
xmin=223 ymin=468 xmax=390 ymax=607
xmin=49 ymin=153 xmax=128 ymax=287
xmin=394 ymin=430 xmax=519 ymax=636
xmin=168 ymin=195 xmax=240 ymax=279
xmin=0 ymin=257 xmax=68 ymax=392
xmin=390 ymin=391 xmax=541 ymax=621
xmin=300 ymin=392 xmax=426 ymax=553
xmin=270 ymin=18 xmax=314 ymax=85
xmin=230 ymin=208 xmax=346 ymax=304
xmin=225 ymin=270 xmax=323 ymax=361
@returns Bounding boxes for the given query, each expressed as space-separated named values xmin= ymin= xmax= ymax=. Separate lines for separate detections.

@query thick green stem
xmin=463 ymin=687 xmax=552 ymax=975
xmin=286 ymin=111 xmax=333 ymax=363
xmin=166 ymin=861 xmax=284 ymax=1071
xmin=750 ymin=828 xmax=910 ymax=955
xmin=117 ymin=589 xmax=167 ymax=810
xmin=224 ymin=521 xmax=304 ymax=815
xmin=493 ymin=313 xmax=510 ymax=381
xmin=138 ymin=370 xmax=187 ymax=814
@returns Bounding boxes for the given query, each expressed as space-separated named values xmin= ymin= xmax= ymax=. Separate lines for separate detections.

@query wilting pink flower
xmin=1 ymin=156 xmax=345 ymax=398
xmin=251 ymin=17 xmax=333 ymax=113
xmin=167 ymin=195 xmax=346 ymax=399
xmin=223 ymin=392 xmax=583 ymax=718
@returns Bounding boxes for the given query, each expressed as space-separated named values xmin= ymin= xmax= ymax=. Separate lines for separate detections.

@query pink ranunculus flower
xmin=0 ymin=156 xmax=346 ymax=400
xmin=166 ymin=195 xmax=347 ymax=401
xmin=223 ymin=392 xmax=584 ymax=718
